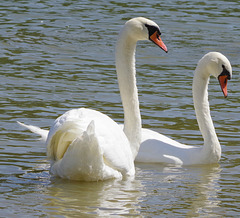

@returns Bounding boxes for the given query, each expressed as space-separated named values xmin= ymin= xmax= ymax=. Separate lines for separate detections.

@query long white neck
xmin=115 ymin=28 xmax=141 ymax=159
xmin=192 ymin=65 xmax=221 ymax=162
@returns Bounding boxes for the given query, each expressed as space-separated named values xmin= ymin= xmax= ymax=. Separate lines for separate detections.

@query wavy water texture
xmin=0 ymin=0 xmax=239 ymax=217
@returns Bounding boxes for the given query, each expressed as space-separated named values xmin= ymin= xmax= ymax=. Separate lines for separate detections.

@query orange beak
xmin=150 ymin=31 xmax=168 ymax=53
xmin=218 ymin=75 xmax=228 ymax=97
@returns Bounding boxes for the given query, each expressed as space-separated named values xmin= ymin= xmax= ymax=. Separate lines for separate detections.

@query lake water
xmin=0 ymin=0 xmax=239 ymax=217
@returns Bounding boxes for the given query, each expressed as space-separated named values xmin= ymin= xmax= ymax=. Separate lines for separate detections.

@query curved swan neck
xmin=192 ymin=65 xmax=221 ymax=160
xmin=115 ymin=28 xmax=141 ymax=159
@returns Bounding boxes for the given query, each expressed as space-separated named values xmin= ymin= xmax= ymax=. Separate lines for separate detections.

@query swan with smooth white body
xmin=136 ymin=52 xmax=232 ymax=165
xmin=17 ymin=17 xmax=167 ymax=181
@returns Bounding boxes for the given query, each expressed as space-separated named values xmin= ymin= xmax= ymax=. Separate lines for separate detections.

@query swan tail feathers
xmin=17 ymin=121 xmax=49 ymax=142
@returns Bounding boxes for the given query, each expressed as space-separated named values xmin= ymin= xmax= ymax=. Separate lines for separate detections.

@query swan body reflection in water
xmin=38 ymin=164 xmax=221 ymax=217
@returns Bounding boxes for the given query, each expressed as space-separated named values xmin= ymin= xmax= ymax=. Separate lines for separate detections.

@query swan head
xmin=123 ymin=17 xmax=168 ymax=52
xmin=198 ymin=52 xmax=232 ymax=97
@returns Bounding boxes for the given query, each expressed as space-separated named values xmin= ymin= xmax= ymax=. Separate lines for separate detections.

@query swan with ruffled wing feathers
xmin=18 ymin=17 xmax=167 ymax=181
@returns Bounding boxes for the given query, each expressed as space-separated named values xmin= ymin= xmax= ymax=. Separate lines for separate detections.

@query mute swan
xmin=136 ymin=52 xmax=232 ymax=166
xmin=18 ymin=17 xmax=167 ymax=181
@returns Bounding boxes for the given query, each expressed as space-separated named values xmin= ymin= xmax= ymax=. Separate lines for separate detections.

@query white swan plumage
xmin=136 ymin=52 xmax=232 ymax=165
xmin=18 ymin=17 xmax=167 ymax=181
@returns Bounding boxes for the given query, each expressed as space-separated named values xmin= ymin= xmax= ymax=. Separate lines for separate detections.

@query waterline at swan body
xmin=18 ymin=17 xmax=167 ymax=181
xmin=136 ymin=52 xmax=232 ymax=166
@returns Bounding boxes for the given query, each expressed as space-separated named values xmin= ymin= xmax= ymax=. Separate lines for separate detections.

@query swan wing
xmin=50 ymin=120 xmax=122 ymax=181
xmin=47 ymin=108 xmax=135 ymax=180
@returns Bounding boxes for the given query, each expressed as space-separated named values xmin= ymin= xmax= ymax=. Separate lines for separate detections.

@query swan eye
xmin=220 ymin=64 xmax=231 ymax=80
xmin=145 ymin=24 xmax=161 ymax=38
